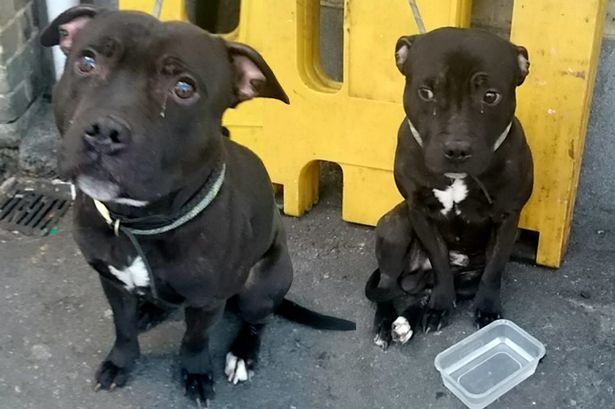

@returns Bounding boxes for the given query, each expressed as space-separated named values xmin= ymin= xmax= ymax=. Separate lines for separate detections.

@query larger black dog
xmin=41 ymin=6 xmax=354 ymax=406
xmin=365 ymin=28 xmax=533 ymax=349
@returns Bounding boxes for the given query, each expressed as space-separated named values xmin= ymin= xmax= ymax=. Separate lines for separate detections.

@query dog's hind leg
xmin=390 ymin=301 xmax=424 ymax=345
xmin=372 ymin=301 xmax=395 ymax=350
xmin=226 ymin=225 xmax=293 ymax=385
xmin=225 ymin=322 xmax=265 ymax=384
xmin=373 ymin=297 xmax=426 ymax=349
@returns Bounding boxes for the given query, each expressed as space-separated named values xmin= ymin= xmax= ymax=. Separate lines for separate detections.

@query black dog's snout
xmin=84 ymin=116 xmax=130 ymax=154
xmin=443 ymin=140 xmax=472 ymax=162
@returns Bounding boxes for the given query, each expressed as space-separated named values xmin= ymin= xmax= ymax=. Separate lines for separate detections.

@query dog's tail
xmin=364 ymin=268 xmax=405 ymax=303
xmin=275 ymin=299 xmax=356 ymax=331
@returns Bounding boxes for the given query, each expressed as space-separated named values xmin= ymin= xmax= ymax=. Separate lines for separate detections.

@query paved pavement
xmin=0 ymin=151 xmax=614 ymax=409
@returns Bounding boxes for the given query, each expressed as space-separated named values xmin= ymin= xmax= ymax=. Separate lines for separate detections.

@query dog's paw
xmin=373 ymin=319 xmax=393 ymax=350
xmin=94 ymin=361 xmax=131 ymax=391
xmin=391 ymin=316 xmax=414 ymax=344
xmin=224 ymin=352 xmax=254 ymax=385
xmin=474 ymin=309 xmax=502 ymax=329
xmin=474 ymin=287 xmax=502 ymax=328
xmin=373 ymin=332 xmax=391 ymax=350
xmin=183 ymin=370 xmax=215 ymax=408
xmin=422 ymin=308 xmax=450 ymax=333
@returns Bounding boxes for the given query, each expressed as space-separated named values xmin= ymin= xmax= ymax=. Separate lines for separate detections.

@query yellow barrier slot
xmin=223 ymin=0 xmax=471 ymax=225
xmin=119 ymin=0 xmax=606 ymax=267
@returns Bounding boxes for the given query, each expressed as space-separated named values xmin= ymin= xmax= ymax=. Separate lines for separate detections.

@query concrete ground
xmin=1 ymin=148 xmax=615 ymax=409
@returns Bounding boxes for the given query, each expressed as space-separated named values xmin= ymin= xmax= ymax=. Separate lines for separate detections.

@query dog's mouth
xmin=76 ymin=174 xmax=120 ymax=201
xmin=60 ymin=139 xmax=149 ymax=207
xmin=74 ymin=170 xmax=149 ymax=207
xmin=425 ymin=160 xmax=482 ymax=178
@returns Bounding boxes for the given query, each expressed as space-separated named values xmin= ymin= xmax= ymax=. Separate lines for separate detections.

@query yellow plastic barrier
xmin=119 ymin=0 xmax=606 ymax=268
xmin=510 ymin=0 xmax=607 ymax=267
xmin=222 ymin=0 xmax=471 ymax=225
xmin=119 ymin=0 xmax=471 ymax=224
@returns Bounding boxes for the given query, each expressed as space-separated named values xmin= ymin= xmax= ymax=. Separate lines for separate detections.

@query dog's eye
xmin=77 ymin=54 xmax=97 ymax=74
xmin=418 ymin=87 xmax=435 ymax=101
xmin=483 ymin=90 xmax=501 ymax=105
xmin=174 ymin=79 xmax=195 ymax=99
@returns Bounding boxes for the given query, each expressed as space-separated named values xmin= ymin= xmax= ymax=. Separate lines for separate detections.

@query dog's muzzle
xmin=406 ymin=118 xmax=512 ymax=152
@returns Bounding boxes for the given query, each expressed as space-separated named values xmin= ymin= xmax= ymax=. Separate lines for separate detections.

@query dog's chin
xmin=76 ymin=176 xmax=150 ymax=207
xmin=76 ymin=175 xmax=121 ymax=201
xmin=426 ymin=160 xmax=490 ymax=179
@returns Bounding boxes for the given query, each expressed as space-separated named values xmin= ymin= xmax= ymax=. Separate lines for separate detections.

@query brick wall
xmin=0 ymin=0 xmax=48 ymax=178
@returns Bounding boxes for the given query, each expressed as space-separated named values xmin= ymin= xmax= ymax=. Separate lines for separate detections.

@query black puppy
xmin=41 ymin=6 xmax=354 ymax=406
xmin=365 ymin=28 xmax=533 ymax=349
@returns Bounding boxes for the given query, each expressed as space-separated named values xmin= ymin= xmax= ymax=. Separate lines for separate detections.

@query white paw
xmin=391 ymin=316 xmax=413 ymax=344
xmin=224 ymin=352 xmax=251 ymax=385
xmin=373 ymin=333 xmax=389 ymax=350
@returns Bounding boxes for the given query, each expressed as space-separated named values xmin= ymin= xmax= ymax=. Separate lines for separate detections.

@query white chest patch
xmin=108 ymin=256 xmax=149 ymax=291
xmin=432 ymin=178 xmax=468 ymax=216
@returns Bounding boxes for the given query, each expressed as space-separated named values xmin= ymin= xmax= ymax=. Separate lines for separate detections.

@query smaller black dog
xmin=41 ymin=6 xmax=354 ymax=407
xmin=365 ymin=28 xmax=533 ymax=349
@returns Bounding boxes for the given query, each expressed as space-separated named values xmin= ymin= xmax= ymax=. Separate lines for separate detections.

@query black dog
xmin=365 ymin=28 xmax=533 ymax=349
xmin=41 ymin=6 xmax=354 ymax=406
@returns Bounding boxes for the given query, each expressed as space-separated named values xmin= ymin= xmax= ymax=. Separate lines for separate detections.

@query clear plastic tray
xmin=434 ymin=319 xmax=546 ymax=409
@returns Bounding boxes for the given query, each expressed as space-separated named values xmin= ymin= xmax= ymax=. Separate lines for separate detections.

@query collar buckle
xmin=94 ymin=199 xmax=121 ymax=236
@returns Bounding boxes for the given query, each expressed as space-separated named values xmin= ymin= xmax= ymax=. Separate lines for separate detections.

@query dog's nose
xmin=443 ymin=141 xmax=472 ymax=162
xmin=83 ymin=116 xmax=130 ymax=154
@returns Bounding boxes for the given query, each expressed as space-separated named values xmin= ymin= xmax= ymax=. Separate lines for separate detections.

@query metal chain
xmin=153 ymin=0 xmax=163 ymax=18
xmin=408 ymin=0 xmax=426 ymax=34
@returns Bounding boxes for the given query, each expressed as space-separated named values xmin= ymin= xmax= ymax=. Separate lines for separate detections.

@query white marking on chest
xmin=432 ymin=178 xmax=468 ymax=216
xmin=449 ymin=251 xmax=469 ymax=267
xmin=108 ymin=256 xmax=149 ymax=291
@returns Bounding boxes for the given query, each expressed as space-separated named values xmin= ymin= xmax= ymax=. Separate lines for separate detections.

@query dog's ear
xmin=515 ymin=45 xmax=530 ymax=86
xmin=226 ymin=41 xmax=289 ymax=106
xmin=40 ymin=5 xmax=101 ymax=55
xmin=395 ymin=35 xmax=418 ymax=74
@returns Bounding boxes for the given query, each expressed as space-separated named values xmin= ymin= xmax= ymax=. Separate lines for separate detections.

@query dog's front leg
xmin=180 ymin=305 xmax=224 ymax=407
xmin=408 ymin=206 xmax=454 ymax=332
xmin=95 ymin=276 xmax=140 ymax=391
xmin=474 ymin=212 xmax=520 ymax=328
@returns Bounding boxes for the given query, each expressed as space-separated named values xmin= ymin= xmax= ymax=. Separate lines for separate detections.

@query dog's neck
xmin=110 ymin=167 xmax=221 ymax=221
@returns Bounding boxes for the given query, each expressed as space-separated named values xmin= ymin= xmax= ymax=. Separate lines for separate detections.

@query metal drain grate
xmin=0 ymin=190 xmax=70 ymax=236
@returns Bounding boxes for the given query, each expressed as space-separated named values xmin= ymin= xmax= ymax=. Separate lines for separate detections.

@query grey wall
xmin=0 ymin=0 xmax=49 ymax=178
xmin=576 ymin=41 xmax=615 ymax=219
